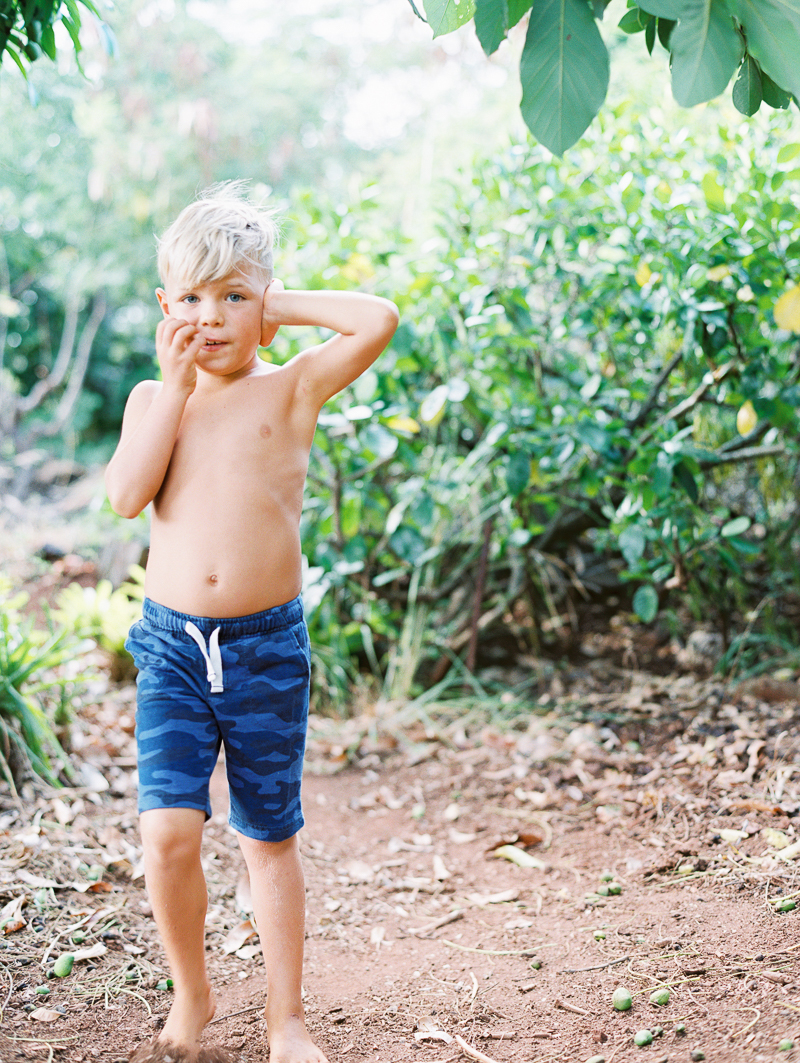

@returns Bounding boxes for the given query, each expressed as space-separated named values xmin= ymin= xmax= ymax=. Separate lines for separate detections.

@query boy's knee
xmin=140 ymin=807 xmax=205 ymax=865
xmin=238 ymin=831 xmax=298 ymax=863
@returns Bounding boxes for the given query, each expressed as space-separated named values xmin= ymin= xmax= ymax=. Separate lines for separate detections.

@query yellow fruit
xmin=774 ymin=284 xmax=800 ymax=332
xmin=736 ymin=400 xmax=757 ymax=436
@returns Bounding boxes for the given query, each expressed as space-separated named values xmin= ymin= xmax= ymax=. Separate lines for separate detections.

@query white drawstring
xmin=184 ymin=622 xmax=224 ymax=693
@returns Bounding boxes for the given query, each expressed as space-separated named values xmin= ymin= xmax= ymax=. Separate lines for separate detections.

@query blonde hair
xmin=157 ymin=181 xmax=277 ymax=286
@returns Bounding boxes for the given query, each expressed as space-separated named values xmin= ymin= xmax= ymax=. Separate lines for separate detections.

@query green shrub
xmin=54 ymin=565 xmax=145 ymax=681
xmin=0 ymin=580 xmax=81 ymax=792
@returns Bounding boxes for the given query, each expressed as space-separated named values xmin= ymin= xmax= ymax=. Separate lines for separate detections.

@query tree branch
xmin=36 ymin=291 xmax=106 ymax=440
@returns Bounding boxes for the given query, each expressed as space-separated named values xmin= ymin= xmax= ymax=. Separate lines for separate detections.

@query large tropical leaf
xmin=519 ymin=0 xmax=609 ymax=155
xmin=727 ymin=0 xmax=800 ymax=98
xmin=475 ymin=0 xmax=509 ymax=53
xmin=669 ymin=0 xmax=743 ymax=106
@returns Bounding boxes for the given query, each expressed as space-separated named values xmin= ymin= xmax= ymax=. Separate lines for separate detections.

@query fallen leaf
xmin=72 ymin=942 xmax=108 ymax=962
xmin=449 ymin=828 xmax=477 ymax=844
xmin=29 ymin=1008 xmax=63 ymax=1022
xmin=764 ymin=828 xmax=791 ymax=850
xmin=343 ymin=860 xmax=374 ymax=883
xmin=776 ymin=839 xmax=800 ymax=861
xmin=465 ymin=888 xmax=520 ymax=906
xmin=235 ymin=943 xmax=261 ymax=960
xmin=718 ymin=828 xmax=747 ymax=844
xmin=433 ymin=855 xmax=450 ymax=880
xmin=493 ymin=845 xmax=546 ymax=870
xmin=222 ymin=920 xmax=258 ymax=955
xmin=414 ymin=1019 xmax=453 ymax=1044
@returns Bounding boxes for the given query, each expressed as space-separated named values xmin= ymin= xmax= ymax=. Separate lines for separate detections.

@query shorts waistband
xmin=141 ymin=595 xmax=304 ymax=639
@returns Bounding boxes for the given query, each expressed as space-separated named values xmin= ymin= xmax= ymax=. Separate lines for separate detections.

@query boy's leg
xmin=236 ymin=832 xmax=328 ymax=1063
xmin=140 ymin=808 xmax=215 ymax=1052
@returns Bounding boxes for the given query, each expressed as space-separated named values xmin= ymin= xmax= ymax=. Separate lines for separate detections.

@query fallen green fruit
xmin=71 ymin=930 xmax=87 ymax=944
xmin=53 ymin=953 xmax=74 ymax=978
xmin=674 ymin=1023 xmax=686 ymax=1035
xmin=612 ymin=986 xmax=633 ymax=1011
xmin=35 ymin=985 xmax=50 ymax=995
xmin=530 ymin=959 xmax=542 ymax=970
xmin=652 ymin=1026 xmax=664 ymax=1037
xmin=779 ymin=1039 xmax=794 ymax=1051
xmin=650 ymin=987 xmax=670 ymax=1006
xmin=600 ymin=871 xmax=614 ymax=882
xmin=634 ymin=1030 xmax=653 ymax=1046
xmin=690 ymin=1051 xmax=705 ymax=1061
xmin=593 ymin=929 xmax=606 ymax=940
xmin=776 ymin=898 xmax=796 ymax=912
xmin=155 ymin=978 xmax=174 ymax=991
xmin=607 ymin=882 xmax=622 ymax=895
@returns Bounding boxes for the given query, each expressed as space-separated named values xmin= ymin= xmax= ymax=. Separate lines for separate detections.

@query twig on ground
xmin=454 ymin=1033 xmax=502 ymax=1063
xmin=553 ymin=997 xmax=591 ymax=1017
xmin=442 ymin=940 xmax=541 ymax=957
xmin=560 ymin=955 xmax=629 ymax=973
xmin=407 ymin=910 xmax=464 ymax=936
xmin=209 ymin=1004 xmax=263 ymax=1025
xmin=728 ymin=1007 xmax=761 ymax=1038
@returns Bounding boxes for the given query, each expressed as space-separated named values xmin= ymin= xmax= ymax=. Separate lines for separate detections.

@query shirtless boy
xmin=105 ymin=185 xmax=399 ymax=1063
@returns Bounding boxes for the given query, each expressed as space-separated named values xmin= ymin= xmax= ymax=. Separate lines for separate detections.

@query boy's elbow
xmin=105 ymin=471 xmax=144 ymax=520
xmin=378 ymin=299 xmax=399 ymax=340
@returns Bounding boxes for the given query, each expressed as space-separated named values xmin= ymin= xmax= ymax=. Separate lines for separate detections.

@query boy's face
xmin=156 ymin=263 xmax=268 ymax=378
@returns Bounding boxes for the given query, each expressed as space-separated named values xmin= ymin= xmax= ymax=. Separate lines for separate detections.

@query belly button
xmin=209 ymin=574 xmax=218 ymax=585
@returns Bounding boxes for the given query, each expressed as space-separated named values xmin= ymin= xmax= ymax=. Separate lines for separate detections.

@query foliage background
xmin=1 ymin=0 xmax=799 ymax=729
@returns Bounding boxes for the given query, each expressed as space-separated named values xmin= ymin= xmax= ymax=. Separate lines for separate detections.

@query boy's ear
xmin=155 ymin=288 xmax=170 ymax=318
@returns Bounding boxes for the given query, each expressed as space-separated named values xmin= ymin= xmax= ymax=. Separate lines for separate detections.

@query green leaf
xmin=721 ymin=514 xmax=751 ymax=537
xmin=657 ymin=16 xmax=676 ymax=47
xmin=633 ymin=584 xmax=659 ymax=623
xmin=620 ymin=524 xmax=646 ymax=565
xmin=726 ymin=0 xmax=800 ymax=98
xmin=506 ymin=450 xmax=531 ymax=496
xmin=423 ymin=0 xmax=477 ymax=36
xmin=669 ymin=0 xmax=743 ymax=107
xmin=674 ymin=459 xmax=699 ymax=502
xmin=509 ymin=0 xmax=532 ymax=26
xmin=778 ymin=143 xmax=800 ymax=162
xmin=645 ymin=14 xmax=657 ymax=50
xmin=762 ymin=70 xmax=792 ymax=108
xmin=619 ymin=7 xmax=651 ymax=32
xmin=701 ymin=171 xmax=726 ymax=210
xmin=475 ymin=0 xmax=509 ymax=53
xmin=519 ymin=0 xmax=610 ymax=155
xmin=732 ymin=55 xmax=762 ymax=115
xmin=638 ymin=0 xmax=682 ymax=17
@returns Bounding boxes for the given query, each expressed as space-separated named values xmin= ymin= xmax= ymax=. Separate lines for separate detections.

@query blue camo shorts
xmin=124 ymin=595 xmax=310 ymax=842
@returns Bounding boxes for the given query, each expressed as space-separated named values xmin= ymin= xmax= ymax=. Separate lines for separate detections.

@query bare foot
xmin=267 ymin=1013 xmax=329 ymax=1063
xmin=157 ymin=983 xmax=216 ymax=1055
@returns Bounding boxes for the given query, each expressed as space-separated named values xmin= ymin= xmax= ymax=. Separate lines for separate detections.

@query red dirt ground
xmin=2 ymin=665 xmax=800 ymax=1063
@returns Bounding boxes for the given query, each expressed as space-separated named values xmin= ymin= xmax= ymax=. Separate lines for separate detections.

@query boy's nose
xmin=200 ymin=301 xmax=224 ymax=325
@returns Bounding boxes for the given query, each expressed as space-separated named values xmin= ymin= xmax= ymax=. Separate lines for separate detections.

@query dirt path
xmin=2 ymin=670 xmax=800 ymax=1063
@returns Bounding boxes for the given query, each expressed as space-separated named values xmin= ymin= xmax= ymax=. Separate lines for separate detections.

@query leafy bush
xmin=0 ymin=580 xmax=81 ymax=791
xmin=54 ymin=565 xmax=145 ymax=680
xmin=270 ymin=106 xmax=800 ymax=693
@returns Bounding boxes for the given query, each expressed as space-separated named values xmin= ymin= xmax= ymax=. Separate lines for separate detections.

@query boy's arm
xmin=263 ymin=287 xmax=399 ymax=411
xmin=105 ymin=317 xmax=202 ymax=518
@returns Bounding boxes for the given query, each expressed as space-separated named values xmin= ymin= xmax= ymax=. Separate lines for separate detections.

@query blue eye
xmin=228 ymin=293 xmax=243 ymax=302
xmin=182 ymin=294 xmax=198 ymax=304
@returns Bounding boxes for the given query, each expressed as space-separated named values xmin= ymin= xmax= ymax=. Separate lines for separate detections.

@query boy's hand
xmin=156 ymin=316 xmax=203 ymax=396
xmin=261 ymin=278 xmax=285 ymax=348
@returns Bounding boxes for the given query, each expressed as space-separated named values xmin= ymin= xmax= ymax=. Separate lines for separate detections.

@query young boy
xmin=105 ymin=184 xmax=398 ymax=1063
